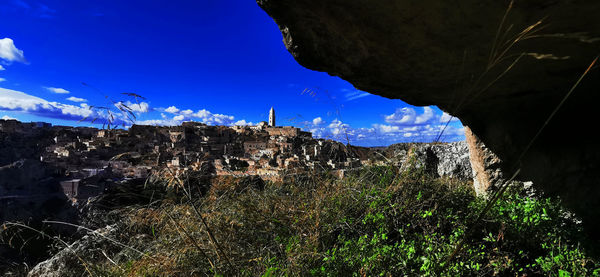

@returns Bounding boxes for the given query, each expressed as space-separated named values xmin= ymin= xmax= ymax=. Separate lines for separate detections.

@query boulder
xmin=256 ymin=0 xmax=600 ymax=233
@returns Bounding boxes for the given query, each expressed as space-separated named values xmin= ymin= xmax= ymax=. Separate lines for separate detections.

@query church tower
xmin=269 ymin=107 xmax=276 ymax=127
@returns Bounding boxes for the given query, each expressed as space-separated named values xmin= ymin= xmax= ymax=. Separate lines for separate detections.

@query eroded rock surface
xmin=465 ymin=127 xmax=504 ymax=195
xmin=27 ymin=225 xmax=121 ymax=277
xmin=386 ymin=142 xmax=473 ymax=180
xmin=257 ymin=0 xmax=600 ymax=234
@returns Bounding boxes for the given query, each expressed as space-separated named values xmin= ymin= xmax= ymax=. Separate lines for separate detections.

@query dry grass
xmin=87 ymin=162 xmax=459 ymax=275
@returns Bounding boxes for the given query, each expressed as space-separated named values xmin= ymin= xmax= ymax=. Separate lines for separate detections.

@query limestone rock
xmin=431 ymin=142 xmax=474 ymax=181
xmin=27 ymin=225 xmax=120 ymax=277
xmin=465 ymin=127 xmax=504 ymax=195
xmin=387 ymin=142 xmax=473 ymax=180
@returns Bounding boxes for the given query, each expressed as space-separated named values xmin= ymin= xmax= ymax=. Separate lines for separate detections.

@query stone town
xmin=0 ymin=108 xmax=364 ymax=203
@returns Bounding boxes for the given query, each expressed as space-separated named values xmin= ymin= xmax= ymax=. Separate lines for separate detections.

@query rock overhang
xmin=256 ymin=0 xmax=600 ymax=237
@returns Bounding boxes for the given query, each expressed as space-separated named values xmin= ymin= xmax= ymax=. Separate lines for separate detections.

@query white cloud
xmin=45 ymin=87 xmax=70 ymax=94
xmin=0 ymin=87 xmax=124 ymax=124
xmin=0 ymin=65 xmax=5 ymax=71
xmin=0 ymin=87 xmax=52 ymax=111
xmin=190 ymin=109 xmax=235 ymax=125
xmin=125 ymin=101 xmax=149 ymax=113
xmin=137 ymin=114 xmax=195 ymax=127
xmin=66 ymin=96 xmax=87 ymax=102
xmin=373 ymin=124 xmax=400 ymax=134
xmin=151 ymin=105 xmax=245 ymax=127
xmin=312 ymin=117 xmax=323 ymax=125
xmin=0 ymin=78 xmax=5 ymax=82
xmin=403 ymin=126 xmax=418 ymax=132
xmin=415 ymin=106 xmax=434 ymax=124
xmin=1 ymin=115 xmax=16 ymax=120
xmin=385 ymin=106 xmax=441 ymax=126
xmin=0 ymin=38 xmax=26 ymax=63
xmin=385 ymin=107 xmax=415 ymax=125
xmin=164 ymin=106 xmax=180 ymax=114
xmin=192 ymin=109 xmax=210 ymax=118
xmin=327 ymin=119 xmax=349 ymax=136
xmin=234 ymin=120 xmax=254 ymax=126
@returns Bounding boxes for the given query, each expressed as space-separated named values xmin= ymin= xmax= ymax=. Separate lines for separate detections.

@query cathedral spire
xmin=269 ymin=107 xmax=276 ymax=127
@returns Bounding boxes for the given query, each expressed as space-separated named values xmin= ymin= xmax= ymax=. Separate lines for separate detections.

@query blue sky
xmin=0 ymin=0 xmax=465 ymax=146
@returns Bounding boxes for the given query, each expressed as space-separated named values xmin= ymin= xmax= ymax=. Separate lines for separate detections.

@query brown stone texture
xmin=465 ymin=126 xmax=504 ymax=195
xmin=256 ymin=0 xmax=600 ymax=234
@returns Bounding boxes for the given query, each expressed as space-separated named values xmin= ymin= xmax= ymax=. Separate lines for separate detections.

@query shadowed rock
xmin=0 ymin=159 xmax=79 ymax=274
xmin=256 ymin=0 xmax=600 ymax=235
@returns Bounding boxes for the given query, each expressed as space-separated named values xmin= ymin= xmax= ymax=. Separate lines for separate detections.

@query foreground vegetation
xmin=62 ymin=160 xmax=594 ymax=276
xmin=4 ymin=159 xmax=599 ymax=276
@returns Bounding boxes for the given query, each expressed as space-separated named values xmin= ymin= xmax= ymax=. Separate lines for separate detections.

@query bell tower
xmin=269 ymin=107 xmax=276 ymax=127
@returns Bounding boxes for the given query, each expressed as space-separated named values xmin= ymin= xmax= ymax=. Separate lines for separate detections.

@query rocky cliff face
xmin=385 ymin=141 xmax=473 ymax=181
xmin=256 ymin=0 xmax=600 ymax=235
